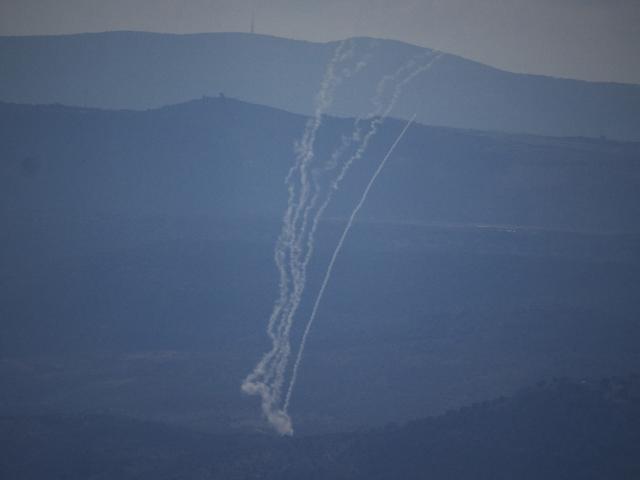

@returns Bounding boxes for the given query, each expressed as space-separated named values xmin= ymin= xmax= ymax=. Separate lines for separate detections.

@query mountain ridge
xmin=3 ymin=95 xmax=640 ymax=145
xmin=2 ymin=31 xmax=639 ymax=140
xmin=3 ymin=30 xmax=639 ymax=87
xmin=2 ymin=96 xmax=640 ymax=233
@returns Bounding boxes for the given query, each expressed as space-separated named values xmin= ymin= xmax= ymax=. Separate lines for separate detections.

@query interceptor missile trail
xmin=284 ymin=53 xmax=443 ymax=413
xmin=284 ymin=114 xmax=418 ymax=412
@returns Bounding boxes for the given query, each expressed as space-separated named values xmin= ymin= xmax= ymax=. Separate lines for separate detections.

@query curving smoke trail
xmin=284 ymin=115 xmax=418 ymax=412
xmin=272 ymin=53 xmax=435 ymax=402
xmin=284 ymin=52 xmax=443 ymax=412
xmin=269 ymin=46 xmax=373 ymax=397
xmin=267 ymin=41 xmax=374 ymax=409
xmin=242 ymin=39 xmax=359 ymax=435
xmin=296 ymin=50 xmax=443 ymax=274
xmin=242 ymin=40 xmax=443 ymax=434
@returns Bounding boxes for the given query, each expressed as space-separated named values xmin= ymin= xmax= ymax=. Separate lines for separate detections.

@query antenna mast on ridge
xmin=250 ymin=10 xmax=255 ymax=34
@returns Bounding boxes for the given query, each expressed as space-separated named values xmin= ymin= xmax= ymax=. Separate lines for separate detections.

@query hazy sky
xmin=1 ymin=0 xmax=639 ymax=84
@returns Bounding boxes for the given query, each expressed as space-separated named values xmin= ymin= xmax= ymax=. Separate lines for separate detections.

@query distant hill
xmin=2 ymin=97 xmax=640 ymax=232
xmin=2 ymin=377 xmax=639 ymax=479
xmin=1 ymin=32 xmax=639 ymax=140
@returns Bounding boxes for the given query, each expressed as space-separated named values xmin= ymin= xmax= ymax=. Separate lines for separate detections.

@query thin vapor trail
xmin=289 ymin=51 xmax=441 ymax=327
xmin=284 ymin=114 xmax=418 ymax=412
xmin=273 ymin=56 xmax=424 ymax=399
xmin=296 ymin=51 xmax=433 ymax=250
xmin=283 ymin=53 xmax=443 ymax=411
xmin=296 ymin=50 xmax=442 ymax=271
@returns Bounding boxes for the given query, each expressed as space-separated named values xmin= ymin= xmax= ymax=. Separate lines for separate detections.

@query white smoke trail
xmin=284 ymin=114 xmax=418 ymax=412
xmin=243 ymin=42 xmax=442 ymax=434
xmin=242 ymin=39 xmax=357 ymax=435
xmin=268 ymin=42 xmax=370 ymax=372
xmin=290 ymin=51 xmax=442 ymax=324
xmin=283 ymin=53 xmax=442 ymax=411
xmin=294 ymin=50 xmax=442 ymax=281
xmin=273 ymin=54 xmax=433 ymax=409
xmin=265 ymin=43 xmax=372 ymax=411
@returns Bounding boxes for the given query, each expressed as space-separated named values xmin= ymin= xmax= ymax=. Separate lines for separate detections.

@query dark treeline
xmin=2 ymin=376 xmax=639 ymax=479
